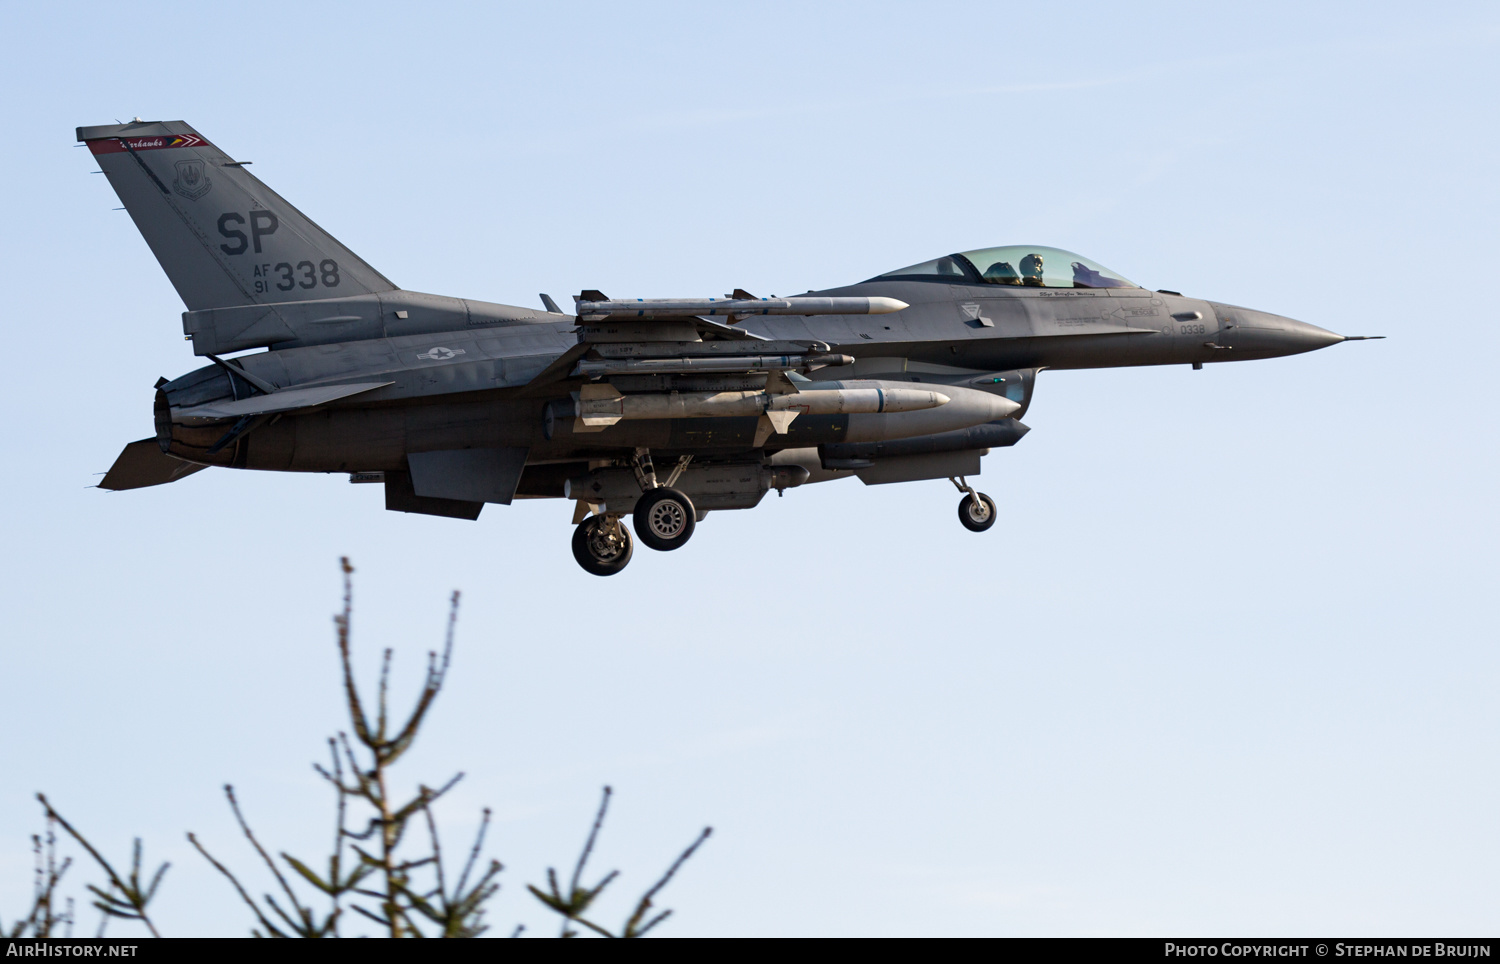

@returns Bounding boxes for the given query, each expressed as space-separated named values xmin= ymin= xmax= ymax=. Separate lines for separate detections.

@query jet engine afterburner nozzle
xmin=153 ymin=387 xmax=173 ymax=453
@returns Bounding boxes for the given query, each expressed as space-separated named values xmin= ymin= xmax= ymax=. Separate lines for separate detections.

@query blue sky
xmin=1 ymin=0 xmax=1496 ymax=936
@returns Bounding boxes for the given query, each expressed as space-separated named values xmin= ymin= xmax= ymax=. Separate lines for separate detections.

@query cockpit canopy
xmin=875 ymin=245 xmax=1137 ymax=289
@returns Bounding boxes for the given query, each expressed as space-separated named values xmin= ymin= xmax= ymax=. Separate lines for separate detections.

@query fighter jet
xmin=85 ymin=120 xmax=1378 ymax=575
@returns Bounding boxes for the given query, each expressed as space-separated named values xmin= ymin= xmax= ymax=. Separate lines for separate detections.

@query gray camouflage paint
xmin=84 ymin=120 xmax=1356 ymax=530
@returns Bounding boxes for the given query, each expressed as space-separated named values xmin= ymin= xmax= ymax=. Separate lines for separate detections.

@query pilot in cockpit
xmin=1019 ymin=252 xmax=1045 ymax=286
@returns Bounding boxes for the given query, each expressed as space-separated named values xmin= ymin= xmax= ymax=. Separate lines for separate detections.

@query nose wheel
xmin=633 ymin=487 xmax=696 ymax=551
xmin=572 ymin=514 xmax=634 ymax=576
xmin=951 ymin=476 xmax=997 ymax=532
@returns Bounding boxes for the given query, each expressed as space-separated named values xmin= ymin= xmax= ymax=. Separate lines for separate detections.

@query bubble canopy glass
xmin=874 ymin=245 xmax=1137 ymax=289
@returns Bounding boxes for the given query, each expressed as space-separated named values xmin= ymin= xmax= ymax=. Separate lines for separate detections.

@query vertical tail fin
xmin=78 ymin=120 xmax=396 ymax=311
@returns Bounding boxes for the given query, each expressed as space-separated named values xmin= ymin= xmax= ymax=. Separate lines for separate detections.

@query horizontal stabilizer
xmin=174 ymin=381 xmax=393 ymax=419
xmin=99 ymin=439 xmax=207 ymax=490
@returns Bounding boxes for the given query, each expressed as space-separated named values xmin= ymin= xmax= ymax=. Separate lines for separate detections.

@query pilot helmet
xmin=1019 ymin=253 xmax=1045 ymax=286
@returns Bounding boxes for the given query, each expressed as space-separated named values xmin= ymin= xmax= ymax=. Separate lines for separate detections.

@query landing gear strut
xmin=572 ymin=514 xmax=634 ymax=576
xmin=951 ymin=476 xmax=997 ymax=532
xmin=629 ymin=447 xmax=697 ymax=552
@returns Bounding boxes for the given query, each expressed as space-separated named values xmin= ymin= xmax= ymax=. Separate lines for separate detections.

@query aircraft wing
xmin=173 ymin=381 xmax=394 ymax=419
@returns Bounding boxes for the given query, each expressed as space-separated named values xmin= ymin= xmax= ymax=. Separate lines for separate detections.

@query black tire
xmin=633 ymin=487 xmax=696 ymax=551
xmin=572 ymin=516 xmax=634 ymax=576
xmin=958 ymin=492 xmax=997 ymax=532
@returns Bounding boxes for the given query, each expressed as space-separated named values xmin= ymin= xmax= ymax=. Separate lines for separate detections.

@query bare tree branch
xmin=37 ymin=795 xmax=164 ymax=938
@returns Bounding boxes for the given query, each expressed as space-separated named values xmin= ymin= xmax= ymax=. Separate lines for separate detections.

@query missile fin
xmin=579 ymin=383 xmax=624 ymax=401
xmin=765 ymin=370 xmax=799 ymax=395
xmin=753 ymin=415 xmax=775 ymax=447
xmin=573 ymin=383 xmax=624 ymax=431
xmin=753 ymin=411 xmax=798 ymax=446
xmin=765 ymin=410 xmax=798 ymax=432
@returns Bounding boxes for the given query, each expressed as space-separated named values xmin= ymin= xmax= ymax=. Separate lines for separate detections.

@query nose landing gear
xmin=572 ymin=514 xmax=634 ymax=576
xmin=951 ymin=476 xmax=997 ymax=532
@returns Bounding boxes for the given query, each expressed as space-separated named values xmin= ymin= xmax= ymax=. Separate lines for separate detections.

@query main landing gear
xmin=633 ymin=487 xmax=696 ymax=551
xmin=571 ymin=514 xmax=633 ymax=576
xmin=571 ymin=448 xmax=697 ymax=574
xmin=628 ymin=447 xmax=696 ymax=551
xmin=951 ymin=476 xmax=997 ymax=532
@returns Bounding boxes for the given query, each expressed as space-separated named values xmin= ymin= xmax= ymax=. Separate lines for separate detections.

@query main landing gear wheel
xmin=958 ymin=492 xmax=998 ymax=532
xmin=633 ymin=487 xmax=696 ymax=551
xmin=572 ymin=515 xmax=634 ymax=576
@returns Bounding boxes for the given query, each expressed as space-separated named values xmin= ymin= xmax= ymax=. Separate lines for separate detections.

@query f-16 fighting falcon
xmin=86 ymin=120 xmax=1379 ymax=575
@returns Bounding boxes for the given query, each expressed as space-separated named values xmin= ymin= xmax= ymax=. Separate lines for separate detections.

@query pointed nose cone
xmin=1277 ymin=317 xmax=1345 ymax=352
xmin=1215 ymin=306 xmax=1344 ymax=358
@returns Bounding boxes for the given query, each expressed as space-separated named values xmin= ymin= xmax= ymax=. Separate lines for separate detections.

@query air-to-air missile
xmin=572 ymin=294 xmax=910 ymax=320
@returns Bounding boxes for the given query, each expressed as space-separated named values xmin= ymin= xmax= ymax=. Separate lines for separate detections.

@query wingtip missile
xmin=865 ymin=297 xmax=909 ymax=314
xmin=573 ymin=294 xmax=910 ymax=320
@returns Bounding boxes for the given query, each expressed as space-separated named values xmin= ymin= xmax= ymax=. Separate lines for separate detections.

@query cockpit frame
xmin=870 ymin=245 xmax=1138 ymax=290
